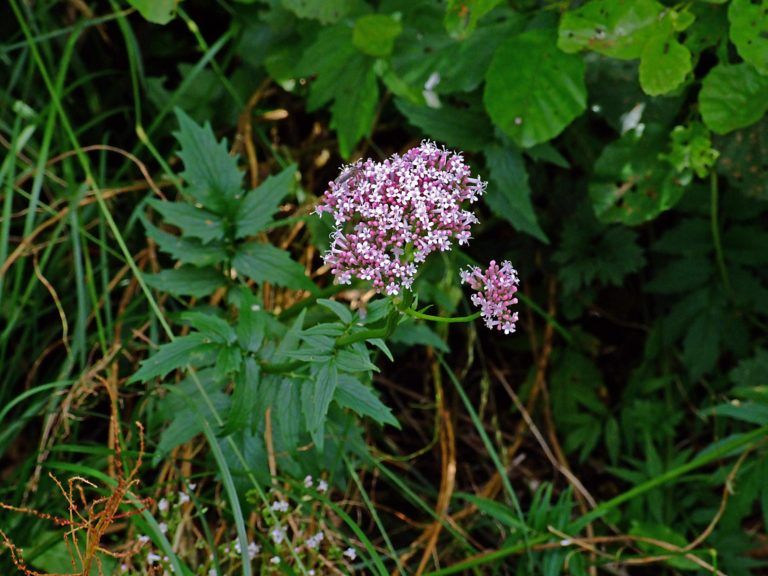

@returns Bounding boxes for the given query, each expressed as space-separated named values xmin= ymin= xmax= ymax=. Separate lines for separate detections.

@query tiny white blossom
xmin=317 ymin=479 xmax=328 ymax=493
xmin=188 ymin=482 xmax=197 ymax=490
xmin=343 ymin=547 xmax=357 ymax=560
xmin=158 ymin=498 xmax=169 ymax=512
xmin=270 ymin=500 xmax=289 ymax=512
xmin=138 ymin=535 xmax=150 ymax=545
xmin=270 ymin=526 xmax=286 ymax=545
xmin=247 ymin=541 xmax=260 ymax=560
xmin=120 ymin=565 xmax=128 ymax=573
xmin=270 ymin=556 xmax=281 ymax=565
xmin=178 ymin=491 xmax=190 ymax=505
xmin=306 ymin=531 xmax=324 ymax=549
xmin=158 ymin=522 xmax=168 ymax=534
xmin=147 ymin=552 xmax=161 ymax=564
xmin=303 ymin=475 xmax=313 ymax=488
xmin=208 ymin=570 xmax=218 ymax=576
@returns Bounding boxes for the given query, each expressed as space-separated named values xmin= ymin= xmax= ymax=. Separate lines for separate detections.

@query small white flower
xmin=270 ymin=526 xmax=286 ymax=545
xmin=158 ymin=498 xmax=169 ymax=512
xmin=233 ymin=540 xmax=241 ymax=554
xmin=138 ymin=535 xmax=150 ymax=545
xmin=270 ymin=500 xmax=289 ymax=513
xmin=188 ymin=482 xmax=197 ymax=490
xmin=120 ymin=565 xmax=128 ymax=573
xmin=308 ymin=571 xmax=316 ymax=576
xmin=247 ymin=541 xmax=260 ymax=560
xmin=317 ymin=479 xmax=328 ymax=493
xmin=178 ymin=491 xmax=190 ymax=505
xmin=343 ymin=547 xmax=357 ymax=561
xmin=208 ymin=570 xmax=218 ymax=576
xmin=303 ymin=475 xmax=313 ymax=488
xmin=158 ymin=522 xmax=168 ymax=534
xmin=270 ymin=556 xmax=281 ymax=565
xmin=306 ymin=531 xmax=324 ymax=549
xmin=147 ymin=552 xmax=161 ymax=564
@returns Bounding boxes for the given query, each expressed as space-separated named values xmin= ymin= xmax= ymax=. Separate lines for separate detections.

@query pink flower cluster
xmin=460 ymin=260 xmax=520 ymax=334
xmin=316 ymin=141 xmax=486 ymax=295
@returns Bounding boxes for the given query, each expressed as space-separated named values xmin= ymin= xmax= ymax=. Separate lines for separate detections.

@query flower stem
xmin=710 ymin=170 xmax=732 ymax=295
xmin=399 ymin=306 xmax=481 ymax=324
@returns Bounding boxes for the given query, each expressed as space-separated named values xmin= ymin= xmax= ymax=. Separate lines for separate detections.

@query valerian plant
xmin=132 ymin=110 xmax=517 ymax=485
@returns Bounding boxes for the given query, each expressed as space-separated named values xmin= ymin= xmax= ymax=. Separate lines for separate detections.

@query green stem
xmin=400 ymin=306 xmax=481 ymax=324
xmin=710 ymin=171 xmax=732 ymax=295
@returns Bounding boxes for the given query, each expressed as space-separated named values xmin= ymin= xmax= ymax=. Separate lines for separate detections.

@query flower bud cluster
xmin=460 ymin=260 xmax=520 ymax=334
xmin=316 ymin=141 xmax=486 ymax=295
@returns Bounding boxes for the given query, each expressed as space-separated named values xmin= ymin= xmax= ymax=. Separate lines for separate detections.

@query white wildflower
xmin=306 ymin=531 xmax=324 ymax=549
xmin=303 ymin=475 xmax=313 ymax=488
xmin=178 ymin=491 xmax=190 ymax=505
xmin=343 ymin=547 xmax=357 ymax=560
xmin=158 ymin=498 xmax=169 ymax=512
xmin=270 ymin=556 xmax=281 ymax=565
xmin=317 ymin=479 xmax=328 ymax=493
xmin=270 ymin=526 xmax=287 ymax=545
xmin=270 ymin=500 xmax=289 ymax=513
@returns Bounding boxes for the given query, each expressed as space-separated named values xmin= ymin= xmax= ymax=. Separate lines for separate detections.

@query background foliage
xmin=1 ymin=0 xmax=768 ymax=574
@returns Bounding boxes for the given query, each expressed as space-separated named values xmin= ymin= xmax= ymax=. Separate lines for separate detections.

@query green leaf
xmin=317 ymin=298 xmax=353 ymax=324
xmin=444 ymin=0 xmax=503 ymax=39
xmin=130 ymin=333 xmax=220 ymax=383
xmin=235 ymin=165 xmax=297 ymax=239
xmin=699 ymin=63 xmax=768 ymax=134
xmin=558 ymin=0 xmax=665 ymax=59
xmin=302 ymin=360 xmax=338 ymax=450
xmin=484 ymin=145 xmax=548 ymax=242
xmin=222 ymin=358 xmax=259 ymax=436
xmin=715 ymin=116 xmax=768 ymax=200
xmin=390 ymin=322 xmax=449 ymax=353
xmin=180 ymin=312 xmax=236 ymax=344
xmin=236 ymin=289 xmax=266 ymax=353
xmin=144 ymin=266 xmax=225 ymax=298
xmin=143 ymin=218 xmax=228 ymax=267
xmin=148 ymin=199 xmax=226 ymax=244
xmin=233 ymin=242 xmax=314 ymax=291
xmin=589 ymin=125 xmax=687 ymax=225
xmin=662 ymin=123 xmax=719 ymax=182
xmin=127 ymin=0 xmax=177 ymax=24
xmin=629 ymin=522 xmax=700 ymax=570
xmin=484 ymin=28 xmax=586 ymax=147
xmin=729 ymin=0 xmax=768 ymax=76
xmin=335 ymin=375 xmax=399 ymax=428
xmin=638 ymin=34 xmax=692 ymax=96
xmin=683 ymin=305 xmax=723 ymax=378
xmin=336 ymin=346 xmax=379 ymax=373
xmin=281 ymin=0 xmax=353 ymax=24
xmin=174 ymin=108 xmax=243 ymax=213
xmin=353 ymin=14 xmax=403 ymax=57
xmin=395 ymin=98 xmax=493 ymax=152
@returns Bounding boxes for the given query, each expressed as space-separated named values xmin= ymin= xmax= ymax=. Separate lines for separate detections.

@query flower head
xmin=316 ymin=141 xmax=485 ymax=295
xmin=460 ymin=260 xmax=519 ymax=334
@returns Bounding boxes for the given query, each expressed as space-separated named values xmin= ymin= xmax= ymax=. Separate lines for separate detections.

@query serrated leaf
xmin=715 ymin=116 xmax=768 ymax=200
xmin=699 ymin=63 xmax=768 ymax=134
xmin=281 ymin=0 xmax=352 ymax=24
xmin=130 ymin=333 xmax=220 ymax=383
xmin=484 ymin=28 xmax=586 ymax=147
xmin=589 ymin=125 xmax=687 ymax=225
xmin=180 ymin=311 xmax=237 ymax=344
xmin=484 ymin=145 xmax=548 ymax=242
xmin=143 ymin=218 xmax=228 ymax=267
xmin=317 ymin=298 xmax=353 ymax=324
xmin=335 ymin=375 xmax=399 ymax=428
xmin=222 ymin=358 xmax=259 ymax=436
xmin=144 ymin=266 xmax=225 ymax=298
xmin=729 ymin=0 xmax=768 ymax=76
xmin=683 ymin=306 xmax=723 ymax=378
xmin=639 ymin=34 xmax=692 ymax=96
xmin=558 ymin=0 xmax=665 ymax=59
xmin=302 ymin=360 xmax=338 ymax=451
xmin=235 ymin=165 xmax=297 ymax=238
xmin=216 ymin=346 xmax=242 ymax=375
xmin=236 ymin=289 xmax=266 ymax=353
xmin=353 ymin=14 xmax=403 ymax=57
xmin=148 ymin=199 xmax=225 ymax=244
xmin=395 ymin=98 xmax=492 ymax=152
xmin=127 ymin=0 xmax=177 ymax=24
xmin=645 ymin=258 xmax=713 ymax=294
xmin=232 ymin=242 xmax=314 ymax=290
xmin=336 ymin=346 xmax=379 ymax=373
xmin=331 ymin=59 xmax=378 ymax=159
xmin=174 ymin=108 xmax=243 ymax=213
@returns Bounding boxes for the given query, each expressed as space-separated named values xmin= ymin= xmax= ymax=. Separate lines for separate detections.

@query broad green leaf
xmin=130 ymin=333 xmax=220 ymax=383
xmin=558 ymin=0 xmax=665 ymax=59
xmin=353 ymin=14 xmax=403 ymax=57
xmin=336 ymin=346 xmax=379 ymax=373
xmin=331 ymin=59 xmax=378 ymax=158
xmin=235 ymin=165 xmax=297 ymax=238
xmin=317 ymin=298 xmax=353 ymax=324
xmin=180 ymin=311 xmax=236 ymax=344
xmin=334 ymin=375 xmax=399 ymax=428
xmin=715 ymin=116 xmax=768 ymax=199
xmin=444 ymin=0 xmax=503 ymax=39
xmin=395 ymin=98 xmax=493 ymax=152
xmin=174 ymin=108 xmax=243 ymax=213
xmin=127 ymin=0 xmax=177 ymax=24
xmin=589 ymin=126 xmax=687 ymax=225
xmin=484 ymin=145 xmax=548 ymax=242
xmin=638 ymin=34 xmax=692 ymax=96
xmin=484 ymin=28 xmax=586 ymax=147
xmin=699 ymin=63 xmax=768 ymax=134
xmin=731 ymin=349 xmax=768 ymax=389
xmin=236 ymin=289 xmax=266 ymax=353
xmin=143 ymin=218 xmax=228 ymax=267
xmin=148 ymin=199 xmax=225 ymax=244
xmin=29 ymin=535 xmax=118 ymax=575
xmin=216 ymin=345 xmax=242 ymax=375
xmin=232 ymin=242 xmax=314 ymax=290
xmin=302 ymin=360 xmax=338 ymax=450
xmin=144 ymin=266 xmax=225 ymax=298
xmin=281 ymin=0 xmax=353 ymax=24
xmin=729 ymin=0 xmax=768 ymax=76
xmin=222 ymin=358 xmax=259 ymax=436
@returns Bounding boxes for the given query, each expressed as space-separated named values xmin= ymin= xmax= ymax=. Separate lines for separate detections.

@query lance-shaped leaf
xmin=148 ymin=199 xmax=226 ymax=244
xmin=144 ymin=266 xmax=225 ymax=298
xmin=302 ymin=360 xmax=339 ymax=451
xmin=235 ymin=165 xmax=297 ymax=238
xmin=233 ymin=242 xmax=314 ymax=291
xmin=130 ymin=333 xmax=221 ymax=383
xmin=334 ymin=375 xmax=399 ymax=428
xmin=143 ymin=218 xmax=228 ymax=267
